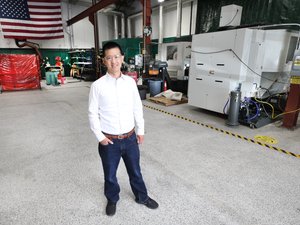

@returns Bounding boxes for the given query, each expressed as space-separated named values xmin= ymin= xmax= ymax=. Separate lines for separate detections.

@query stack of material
xmin=0 ymin=54 xmax=41 ymax=91
xmin=149 ymin=90 xmax=188 ymax=106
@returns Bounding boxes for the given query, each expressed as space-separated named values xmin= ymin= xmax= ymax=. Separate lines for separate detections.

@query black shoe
xmin=106 ymin=201 xmax=116 ymax=216
xmin=137 ymin=197 xmax=159 ymax=209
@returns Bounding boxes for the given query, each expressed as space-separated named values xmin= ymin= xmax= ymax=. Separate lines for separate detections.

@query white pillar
xmin=176 ymin=0 xmax=182 ymax=38
xmin=114 ymin=15 xmax=118 ymax=39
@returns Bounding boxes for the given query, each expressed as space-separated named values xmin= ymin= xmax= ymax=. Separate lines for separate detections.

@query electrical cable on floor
xmin=262 ymin=89 xmax=287 ymax=112
xmin=217 ymin=86 xmax=297 ymax=121
xmin=261 ymin=102 xmax=272 ymax=119
xmin=254 ymin=96 xmax=276 ymax=119
xmin=254 ymin=96 xmax=300 ymax=119
xmin=274 ymin=107 xmax=300 ymax=119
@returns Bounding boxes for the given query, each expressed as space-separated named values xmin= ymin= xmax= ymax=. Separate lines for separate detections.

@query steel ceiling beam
xmin=67 ymin=0 xmax=118 ymax=26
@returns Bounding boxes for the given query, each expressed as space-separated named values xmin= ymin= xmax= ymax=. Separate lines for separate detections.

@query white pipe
xmin=176 ymin=0 xmax=182 ymax=38
xmin=190 ymin=0 xmax=197 ymax=35
xmin=127 ymin=13 xmax=142 ymax=39
xmin=127 ymin=18 xmax=132 ymax=38
xmin=159 ymin=5 xmax=163 ymax=44
xmin=189 ymin=0 xmax=193 ymax=35
xmin=66 ymin=0 xmax=74 ymax=48
xmin=128 ymin=12 xmax=142 ymax=20
xmin=114 ymin=15 xmax=118 ymax=39
xmin=125 ymin=0 xmax=195 ymax=23
xmin=104 ymin=11 xmax=125 ymax=38
xmin=126 ymin=0 xmax=194 ymax=38
xmin=121 ymin=14 xmax=125 ymax=38
xmin=256 ymin=23 xmax=300 ymax=29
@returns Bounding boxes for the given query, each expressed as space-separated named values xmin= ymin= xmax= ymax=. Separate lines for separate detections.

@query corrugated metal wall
xmin=196 ymin=0 xmax=300 ymax=33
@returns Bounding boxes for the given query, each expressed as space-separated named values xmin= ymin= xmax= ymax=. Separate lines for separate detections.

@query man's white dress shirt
xmin=88 ymin=73 xmax=144 ymax=142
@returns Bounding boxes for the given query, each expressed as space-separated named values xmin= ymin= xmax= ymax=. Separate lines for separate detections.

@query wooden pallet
xmin=148 ymin=96 xmax=188 ymax=106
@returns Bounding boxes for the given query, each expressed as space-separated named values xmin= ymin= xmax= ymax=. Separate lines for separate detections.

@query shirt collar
xmin=106 ymin=72 xmax=125 ymax=80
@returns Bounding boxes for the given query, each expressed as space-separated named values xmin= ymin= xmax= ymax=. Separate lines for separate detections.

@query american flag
xmin=0 ymin=0 xmax=64 ymax=40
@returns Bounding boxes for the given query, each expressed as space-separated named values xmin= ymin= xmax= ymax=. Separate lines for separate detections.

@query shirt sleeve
xmin=88 ymin=83 xmax=106 ymax=142
xmin=132 ymin=80 xmax=145 ymax=135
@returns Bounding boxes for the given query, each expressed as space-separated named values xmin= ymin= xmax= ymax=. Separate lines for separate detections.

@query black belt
xmin=103 ymin=128 xmax=135 ymax=140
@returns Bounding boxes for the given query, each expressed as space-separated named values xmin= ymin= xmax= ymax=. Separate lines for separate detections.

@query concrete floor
xmin=1 ymin=79 xmax=300 ymax=225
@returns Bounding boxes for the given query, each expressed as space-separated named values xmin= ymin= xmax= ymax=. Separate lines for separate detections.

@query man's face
xmin=103 ymin=47 xmax=124 ymax=75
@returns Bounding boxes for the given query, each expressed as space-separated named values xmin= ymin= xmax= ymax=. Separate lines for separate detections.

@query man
xmin=88 ymin=41 xmax=158 ymax=216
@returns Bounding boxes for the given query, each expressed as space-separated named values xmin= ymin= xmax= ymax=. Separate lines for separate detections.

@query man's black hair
xmin=102 ymin=41 xmax=124 ymax=57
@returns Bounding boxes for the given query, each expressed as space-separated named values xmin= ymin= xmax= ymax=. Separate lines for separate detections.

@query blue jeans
xmin=98 ymin=132 xmax=148 ymax=203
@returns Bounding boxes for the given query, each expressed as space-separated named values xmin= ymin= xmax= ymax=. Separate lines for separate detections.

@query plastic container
xmin=51 ymin=73 xmax=58 ymax=86
xmin=149 ymin=80 xmax=162 ymax=97
xmin=138 ymin=85 xmax=147 ymax=100
xmin=45 ymin=72 xmax=52 ymax=85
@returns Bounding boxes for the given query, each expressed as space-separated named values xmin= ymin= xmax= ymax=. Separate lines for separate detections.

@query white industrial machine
xmin=158 ymin=42 xmax=191 ymax=80
xmin=188 ymin=27 xmax=298 ymax=126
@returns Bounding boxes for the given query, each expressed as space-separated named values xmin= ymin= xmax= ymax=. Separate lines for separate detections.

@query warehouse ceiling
xmin=67 ymin=0 xmax=170 ymax=16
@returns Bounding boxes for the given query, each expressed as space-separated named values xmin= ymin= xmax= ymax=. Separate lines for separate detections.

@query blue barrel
xmin=149 ymin=80 xmax=162 ymax=97
xmin=45 ymin=72 xmax=52 ymax=85
xmin=51 ymin=73 xmax=58 ymax=85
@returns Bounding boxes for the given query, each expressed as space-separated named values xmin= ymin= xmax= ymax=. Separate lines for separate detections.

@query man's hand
xmin=100 ymin=137 xmax=114 ymax=145
xmin=137 ymin=135 xmax=144 ymax=144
